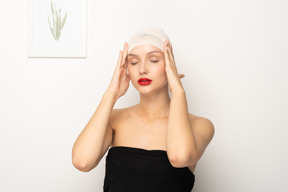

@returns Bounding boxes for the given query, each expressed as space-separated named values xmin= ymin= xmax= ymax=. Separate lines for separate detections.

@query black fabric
xmin=103 ymin=146 xmax=195 ymax=192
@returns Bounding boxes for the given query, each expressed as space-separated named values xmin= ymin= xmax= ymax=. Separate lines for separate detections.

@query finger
xmin=163 ymin=40 xmax=168 ymax=51
xmin=116 ymin=50 xmax=123 ymax=70
xmin=125 ymin=61 xmax=129 ymax=76
xmin=164 ymin=43 xmax=171 ymax=67
xmin=168 ymin=50 xmax=178 ymax=74
xmin=164 ymin=41 xmax=178 ymax=73
xmin=121 ymin=42 xmax=128 ymax=67
xmin=166 ymin=46 xmax=178 ymax=72
xmin=178 ymin=74 xmax=185 ymax=79
xmin=164 ymin=41 xmax=173 ymax=63
xmin=167 ymin=43 xmax=175 ymax=66
xmin=169 ymin=42 xmax=175 ymax=60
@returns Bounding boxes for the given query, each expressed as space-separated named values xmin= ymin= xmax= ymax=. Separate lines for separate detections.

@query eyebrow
xmin=128 ymin=51 xmax=162 ymax=57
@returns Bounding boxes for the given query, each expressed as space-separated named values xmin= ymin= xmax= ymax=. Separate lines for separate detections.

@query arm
xmin=163 ymin=40 xmax=214 ymax=167
xmin=167 ymin=88 xmax=215 ymax=167
xmin=72 ymin=91 xmax=117 ymax=172
xmin=72 ymin=42 xmax=130 ymax=172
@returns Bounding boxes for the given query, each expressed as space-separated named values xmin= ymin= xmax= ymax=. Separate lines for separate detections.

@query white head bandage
xmin=127 ymin=26 xmax=171 ymax=53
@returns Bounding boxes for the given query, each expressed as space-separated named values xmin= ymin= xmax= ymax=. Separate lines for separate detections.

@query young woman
xmin=72 ymin=26 xmax=215 ymax=192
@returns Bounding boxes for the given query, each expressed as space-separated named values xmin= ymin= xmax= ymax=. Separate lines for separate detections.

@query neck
xmin=135 ymin=84 xmax=171 ymax=120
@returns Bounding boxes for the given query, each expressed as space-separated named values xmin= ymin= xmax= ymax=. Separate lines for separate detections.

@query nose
xmin=139 ymin=62 xmax=148 ymax=75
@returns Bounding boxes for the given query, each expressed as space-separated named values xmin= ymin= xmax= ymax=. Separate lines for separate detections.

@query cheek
xmin=127 ymin=66 xmax=130 ymax=74
xmin=127 ymin=66 xmax=132 ymax=74
xmin=127 ymin=66 xmax=135 ymax=79
xmin=153 ymin=62 xmax=166 ymax=76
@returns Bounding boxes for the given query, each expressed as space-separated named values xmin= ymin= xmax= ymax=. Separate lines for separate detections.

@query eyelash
xmin=131 ymin=60 xmax=159 ymax=65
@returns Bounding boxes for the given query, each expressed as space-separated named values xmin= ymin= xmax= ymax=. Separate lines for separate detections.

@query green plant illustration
xmin=47 ymin=1 xmax=67 ymax=41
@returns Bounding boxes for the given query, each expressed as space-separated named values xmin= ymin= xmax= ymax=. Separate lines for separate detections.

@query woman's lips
xmin=138 ymin=78 xmax=152 ymax=85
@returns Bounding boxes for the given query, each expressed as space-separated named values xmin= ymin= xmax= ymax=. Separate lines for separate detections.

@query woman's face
xmin=127 ymin=44 xmax=168 ymax=94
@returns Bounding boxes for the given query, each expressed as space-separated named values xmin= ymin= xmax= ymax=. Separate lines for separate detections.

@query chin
xmin=137 ymin=85 xmax=168 ymax=96
xmin=133 ymin=85 xmax=153 ymax=94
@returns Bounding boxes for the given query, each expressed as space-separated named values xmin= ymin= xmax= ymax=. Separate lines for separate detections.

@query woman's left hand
xmin=163 ymin=40 xmax=185 ymax=93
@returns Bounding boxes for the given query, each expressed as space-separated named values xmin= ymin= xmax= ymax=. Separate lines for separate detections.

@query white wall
xmin=0 ymin=0 xmax=287 ymax=191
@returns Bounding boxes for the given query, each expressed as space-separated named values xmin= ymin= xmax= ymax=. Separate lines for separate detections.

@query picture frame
xmin=27 ymin=0 xmax=87 ymax=58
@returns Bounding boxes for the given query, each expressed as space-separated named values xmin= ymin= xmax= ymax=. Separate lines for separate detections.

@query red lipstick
xmin=138 ymin=78 xmax=152 ymax=85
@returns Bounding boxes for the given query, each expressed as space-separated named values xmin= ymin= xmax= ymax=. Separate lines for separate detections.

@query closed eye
xmin=130 ymin=60 xmax=158 ymax=65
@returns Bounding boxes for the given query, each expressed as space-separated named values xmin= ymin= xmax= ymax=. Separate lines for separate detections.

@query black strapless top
xmin=103 ymin=146 xmax=195 ymax=192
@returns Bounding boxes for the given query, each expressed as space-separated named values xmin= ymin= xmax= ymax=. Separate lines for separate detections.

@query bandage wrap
xmin=128 ymin=26 xmax=170 ymax=53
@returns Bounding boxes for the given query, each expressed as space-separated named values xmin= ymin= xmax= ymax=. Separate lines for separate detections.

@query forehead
xmin=128 ymin=51 xmax=163 ymax=58
xmin=128 ymin=45 xmax=163 ymax=58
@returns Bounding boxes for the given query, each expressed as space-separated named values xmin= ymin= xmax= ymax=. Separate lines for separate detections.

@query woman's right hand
xmin=105 ymin=42 xmax=130 ymax=100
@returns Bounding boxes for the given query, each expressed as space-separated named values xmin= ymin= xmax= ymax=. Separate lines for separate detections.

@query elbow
xmin=169 ymin=153 xmax=188 ymax=168
xmin=72 ymin=158 xmax=96 ymax=172
xmin=170 ymin=157 xmax=188 ymax=168
xmin=169 ymin=153 xmax=198 ymax=168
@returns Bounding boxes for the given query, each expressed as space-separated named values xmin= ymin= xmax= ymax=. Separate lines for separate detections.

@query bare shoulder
xmin=108 ymin=106 xmax=134 ymax=130
xmin=189 ymin=114 xmax=215 ymax=143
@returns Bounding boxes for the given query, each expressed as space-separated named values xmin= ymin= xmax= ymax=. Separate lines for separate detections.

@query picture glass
xmin=28 ymin=0 xmax=86 ymax=57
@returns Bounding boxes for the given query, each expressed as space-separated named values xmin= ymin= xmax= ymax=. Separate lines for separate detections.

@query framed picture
xmin=27 ymin=0 xmax=87 ymax=58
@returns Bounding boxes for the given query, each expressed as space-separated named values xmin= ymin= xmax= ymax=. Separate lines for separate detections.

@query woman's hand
xmin=106 ymin=42 xmax=130 ymax=100
xmin=163 ymin=40 xmax=185 ymax=93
